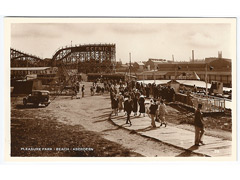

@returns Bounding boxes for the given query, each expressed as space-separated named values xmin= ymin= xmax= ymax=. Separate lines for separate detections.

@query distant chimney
xmin=218 ymin=51 xmax=222 ymax=59
xmin=192 ymin=50 xmax=194 ymax=62
xmin=172 ymin=55 xmax=174 ymax=62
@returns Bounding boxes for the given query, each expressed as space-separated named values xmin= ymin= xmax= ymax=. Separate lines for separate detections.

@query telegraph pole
xmin=153 ymin=65 xmax=156 ymax=83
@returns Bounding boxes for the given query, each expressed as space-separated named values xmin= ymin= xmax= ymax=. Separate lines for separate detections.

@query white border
xmin=3 ymin=17 xmax=237 ymax=162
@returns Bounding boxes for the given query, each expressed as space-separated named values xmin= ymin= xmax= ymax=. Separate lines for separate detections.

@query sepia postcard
xmin=4 ymin=17 xmax=237 ymax=161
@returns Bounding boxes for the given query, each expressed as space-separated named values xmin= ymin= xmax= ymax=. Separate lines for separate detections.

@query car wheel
xmin=23 ymin=99 xmax=27 ymax=106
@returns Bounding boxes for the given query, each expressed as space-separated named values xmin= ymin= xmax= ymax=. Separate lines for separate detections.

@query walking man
xmin=124 ymin=97 xmax=133 ymax=126
xmin=90 ymin=86 xmax=94 ymax=96
xmin=82 ymin=85 xmax=85 ymax=98
xmin=194 ymin=104 xmax=205 ymax=146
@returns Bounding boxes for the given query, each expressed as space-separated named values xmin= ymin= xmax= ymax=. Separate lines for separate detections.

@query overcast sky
xmin=11 ymin=22 xmax=232 ymax=63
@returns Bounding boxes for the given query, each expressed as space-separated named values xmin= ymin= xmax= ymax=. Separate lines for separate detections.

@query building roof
xmin=137 ymin=62 xmax=145 ymax=66
xmin=11 ymin=67 xmax=51 ymax=71
xmin=139 ymin=70 xmax=166 ymax=75
xmin=152 ymin=60 xmax=167 ymax=64
xmin=137 ymin=80 xmax=171 ymax=85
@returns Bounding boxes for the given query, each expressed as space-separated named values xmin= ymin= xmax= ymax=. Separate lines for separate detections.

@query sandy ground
xmin=10 ymin=82 xmax=231 ymax=157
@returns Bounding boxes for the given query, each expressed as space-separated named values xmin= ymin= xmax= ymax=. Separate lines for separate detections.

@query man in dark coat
xmin=124 ymin=98 xmax=133 ymax=126
xmin=194 ymin=104 xmax=205 ymax=146
xmin=81 ymin=85 xmax=85 ymax=98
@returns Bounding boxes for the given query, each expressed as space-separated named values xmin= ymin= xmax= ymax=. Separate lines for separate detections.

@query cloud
xmin=108 ymin=23 xmax=162 ymax=34
xmin=187 ymin=32 xmax=218 ymax=48
xmin=11 ymin=23 xmax=97 ymax=39
xmin=11 ymin=23 xmax=62 ymax=39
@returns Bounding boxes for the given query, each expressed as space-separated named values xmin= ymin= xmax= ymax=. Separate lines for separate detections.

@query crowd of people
xmin=108 ymin=79 xmax=205 ymax=146
xmin=71 ymin=78 xmax=205 ymax=146
xmin=109 ymin=80 xmax=174 ymax=128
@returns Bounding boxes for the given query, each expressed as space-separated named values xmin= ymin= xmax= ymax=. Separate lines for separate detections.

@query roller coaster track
xmin=11 ymin=48 xmax=43 ymax=67
xmin=52 ymin=46 xmax=72 ymax=62
xmin=52 ymin=44 xmax=115 ymax=63
xmin=11 ymin=43 xmax=116 ymax=74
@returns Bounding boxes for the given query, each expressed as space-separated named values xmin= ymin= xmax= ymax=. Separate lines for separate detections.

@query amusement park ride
xmin=10 ymin=43 xmax=116 ymax=92
xmin=10 ymin=44 xmax=232 ymax=112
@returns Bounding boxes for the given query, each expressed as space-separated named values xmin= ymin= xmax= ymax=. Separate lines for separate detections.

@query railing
xmin=175 ymin=92 xmax=231 ymax=112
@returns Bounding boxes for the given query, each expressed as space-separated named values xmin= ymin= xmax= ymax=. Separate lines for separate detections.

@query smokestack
xmin=218 ymin=51 xmax=222 ymax=59
xmin=172 ymin=55 xmax=174 ymax=62
xmin=192 ymin=50 xmax=194 ymax=62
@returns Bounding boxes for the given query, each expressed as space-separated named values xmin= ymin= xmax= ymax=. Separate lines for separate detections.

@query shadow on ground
xmin=175 ymin=145 xmax=206 ymax=157
xmin=15 ymin=104 xmax=47 ymax=109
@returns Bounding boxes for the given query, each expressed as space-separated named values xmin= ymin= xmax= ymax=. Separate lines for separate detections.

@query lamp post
xmin=153 ymin=64 xmax=156 ymax=83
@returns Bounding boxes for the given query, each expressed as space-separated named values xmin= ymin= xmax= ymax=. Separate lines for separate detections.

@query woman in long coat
xmin=138 ymin=95 xmax=145 ymax=117
xmin=132 ymin=94 xmax=138 ymax=116
xmin=118 ymin=93 xmax=124 ymax=112
xmin=158 ymin=99 xmax=168 ymax=127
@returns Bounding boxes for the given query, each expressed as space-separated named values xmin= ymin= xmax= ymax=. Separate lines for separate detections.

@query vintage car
xmin=23 ymin=90 xmax=51 ymax=107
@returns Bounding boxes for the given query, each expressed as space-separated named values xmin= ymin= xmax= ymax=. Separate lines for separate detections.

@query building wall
xmin=11 ymin=67 xmax=59 ymax=85
xmin=136 ymin=59 xmax=232 ymax=87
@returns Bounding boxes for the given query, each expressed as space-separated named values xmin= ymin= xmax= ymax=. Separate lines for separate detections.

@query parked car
xmin=23 ymin=90 xmax=50 ymax=107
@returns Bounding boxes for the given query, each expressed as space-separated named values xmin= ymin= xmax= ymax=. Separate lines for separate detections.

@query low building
xmin=133 ymin=62 xmax=145 ymax=71
xmin=144 ymin=58 xmax=169 ymax=70
xmin=136 ymin=58 xmax=232 ymax=87
xmin=11 ymin=67 xmax=58 ymax=85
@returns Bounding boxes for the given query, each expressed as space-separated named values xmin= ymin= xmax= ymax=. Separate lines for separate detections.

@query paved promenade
xmin=110 ymin=112 xmax=232 ymax=157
